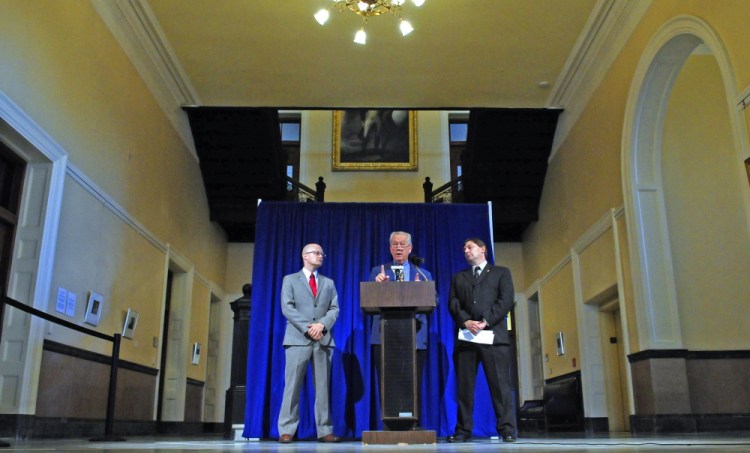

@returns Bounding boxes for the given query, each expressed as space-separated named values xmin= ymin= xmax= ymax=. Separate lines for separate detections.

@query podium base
xmin=361 ymin=430 xmax=436 ymax=445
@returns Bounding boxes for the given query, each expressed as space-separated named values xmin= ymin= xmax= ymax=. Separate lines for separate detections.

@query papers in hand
xmin=458 ymin=328 xmax=494 ymax=345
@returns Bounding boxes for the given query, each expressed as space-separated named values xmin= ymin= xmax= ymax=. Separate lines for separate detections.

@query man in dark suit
xmin=369 ymin=231 xmax=432 ymax=429
xmin=277 ymin=243 xmax=341 ymax=444
xmin=447 ymin=237 xmax=517 ymax=443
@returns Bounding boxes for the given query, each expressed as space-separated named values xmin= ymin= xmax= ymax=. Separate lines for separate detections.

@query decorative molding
xmin=628 ymin=349 xmax=689 ymax=362
xmin=66 ymin=161 xmax=167 ymax=253
xmin=91 ymin=0 xmax=200 ymax=160
xmin=571 ymin=208 xmax=615 ymax=254
xmin=43 ymin=339 xmax=159 ymax=375
xmin=629 ymin=349 xmax=750 ymax=362
xmin=736 ymin=84 xmax=750 ymax=111
xmin=539 ymin=253 xmax=572 ymax=288
xmin=547 ymin=0 xmax=652 ymax=161
xmin=186 ymin=378 xmax=205 ymax=387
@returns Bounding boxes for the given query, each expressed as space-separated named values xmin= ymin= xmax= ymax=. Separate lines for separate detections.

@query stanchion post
xmin=0 ymin=296 xmax=9 ymax=448
xmin=90 ymin=333 xmax=126 ymax=442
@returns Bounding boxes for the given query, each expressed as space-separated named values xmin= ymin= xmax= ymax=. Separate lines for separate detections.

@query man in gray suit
xmin=278 ymin=243 xmax=341 ymax=443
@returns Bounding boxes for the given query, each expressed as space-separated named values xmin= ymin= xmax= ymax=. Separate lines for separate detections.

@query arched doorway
xmin=622 ymin=15 xmax=750 ymax=352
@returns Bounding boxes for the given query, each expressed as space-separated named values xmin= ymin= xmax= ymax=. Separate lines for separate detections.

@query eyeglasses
xmin=304 ymin=251 xmax=326 ymax=257
xmin=390 ymin=243 xmax=412 ymax=248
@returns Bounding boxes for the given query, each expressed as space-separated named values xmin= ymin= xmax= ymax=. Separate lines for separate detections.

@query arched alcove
xmin=622 ymin=16 xmax=750 ymax=351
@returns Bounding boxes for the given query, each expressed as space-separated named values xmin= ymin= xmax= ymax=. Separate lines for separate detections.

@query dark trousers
xmin=453 ymin=341 xmax=516 ymax=436
xmin=372 ymin=344 xmax=426 ymax=426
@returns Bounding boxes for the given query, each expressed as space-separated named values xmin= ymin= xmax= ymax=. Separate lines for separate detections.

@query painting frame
xmin=122 ymin=308 xmax=139 ymax=339
xmin=332 ymin=109 xmax=417 ymax=171
xmin=83 ymin=291 xmax=104 ymax=326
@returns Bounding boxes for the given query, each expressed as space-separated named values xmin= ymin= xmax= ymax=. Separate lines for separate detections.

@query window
xmin=279 ymin=112 xmax=301 ymax=183
xmin=449 ymin=113 xmax=468 ymax=181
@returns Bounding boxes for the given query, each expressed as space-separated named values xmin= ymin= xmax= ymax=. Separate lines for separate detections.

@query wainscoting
xmin=629 ymin=349 xmax=750 ymax=433
xmin=0 ymin=340 xmax=217 ymax=439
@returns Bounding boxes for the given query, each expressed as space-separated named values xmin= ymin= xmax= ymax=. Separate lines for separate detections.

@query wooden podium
xmin=360 ymin=281 xmax=437 ymax=445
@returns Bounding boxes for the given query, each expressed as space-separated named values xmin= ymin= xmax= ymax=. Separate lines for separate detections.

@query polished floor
xmin=2 ymin=434 xmax=750 ymax=452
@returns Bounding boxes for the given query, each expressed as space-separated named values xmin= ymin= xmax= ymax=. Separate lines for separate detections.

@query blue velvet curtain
xmin=243 ymin=201 xmax=498 ymax=439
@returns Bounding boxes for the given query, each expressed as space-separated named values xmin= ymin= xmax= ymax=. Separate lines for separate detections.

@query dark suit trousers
xmin=453 ymin=340 xmax=516 ymax=436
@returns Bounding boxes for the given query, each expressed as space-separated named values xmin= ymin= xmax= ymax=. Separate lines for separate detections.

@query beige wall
xmin=662 ymin=54 xmax=750 ymax=350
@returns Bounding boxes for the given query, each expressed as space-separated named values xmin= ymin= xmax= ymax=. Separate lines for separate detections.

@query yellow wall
xmin=540 ymin=262 xmax=578 ymax=378
xmin=188 ymin=281 xmax=210 ymax=380
xmin=662 ymin=54 xmax=750 ymax=350
xmin=49 ymin=178 xmax=166 ymax=364
xmin=578 ymin=230 xmax=617 ymax=304
xmin=523 ymin=0 xmax=750 ymax=355
xmin=1 ymin=1 xmax=228 ymax=367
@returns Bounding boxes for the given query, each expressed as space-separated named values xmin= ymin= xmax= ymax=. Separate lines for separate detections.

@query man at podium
xmin=369 ymin=231 xmax=432 ymax=429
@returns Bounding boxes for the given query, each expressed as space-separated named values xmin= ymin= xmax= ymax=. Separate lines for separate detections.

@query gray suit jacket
xmin=281 ymin=270 xmax=339 ymax=347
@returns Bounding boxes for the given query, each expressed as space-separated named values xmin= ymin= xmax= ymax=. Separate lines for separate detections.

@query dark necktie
xmin=309 ymin=273 xmax=317 ymax=297
xmin=473 ymin=266 xmax=481 ymax=280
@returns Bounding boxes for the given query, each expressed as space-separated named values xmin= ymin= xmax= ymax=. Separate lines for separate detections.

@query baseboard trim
xmin=0 ymin=415 xmax=225 ymax=439
xmin=631 ymin=413 xmax=750 ymax=434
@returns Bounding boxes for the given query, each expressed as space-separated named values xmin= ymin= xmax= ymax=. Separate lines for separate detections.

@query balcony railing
xmin=286 ymin=176 xmax=326 ymax=202
xmin=423 ymin=176 xmax=463 ymax=203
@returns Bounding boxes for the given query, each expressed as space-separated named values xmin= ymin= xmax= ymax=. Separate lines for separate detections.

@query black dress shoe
xmin=502 ymin=433 xmax=517 ymax=443
xmin=446 ymin=433 xmax=471 ymax=443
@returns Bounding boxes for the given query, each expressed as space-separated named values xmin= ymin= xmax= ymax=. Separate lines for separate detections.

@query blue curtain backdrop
xmin=242 ymin=201 xmax=500 ymax=439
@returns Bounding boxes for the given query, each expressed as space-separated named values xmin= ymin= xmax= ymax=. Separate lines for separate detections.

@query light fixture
xmin=314 ymin=0 xmax=425 ymax=45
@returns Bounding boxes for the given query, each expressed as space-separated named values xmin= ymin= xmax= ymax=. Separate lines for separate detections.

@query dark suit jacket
xmin=448 ymin=264 xmax=515 ymax=345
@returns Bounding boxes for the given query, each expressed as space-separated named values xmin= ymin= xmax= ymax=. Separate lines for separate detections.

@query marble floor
xmin=1 ymin=434 xmax=750 ymax=452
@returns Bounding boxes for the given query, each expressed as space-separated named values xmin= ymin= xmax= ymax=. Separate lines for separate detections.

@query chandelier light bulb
xmin=314 ymin=9 xmax=330 ymax=25
xmin=315 ymin=0 xmax=426 ymax=42
xmin=399 ymin=19 xmax=414 ymax=36
xmin=354 ymin=28 xmax=367 ymax=44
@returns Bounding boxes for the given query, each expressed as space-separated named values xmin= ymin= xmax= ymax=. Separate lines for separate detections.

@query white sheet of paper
xmin=65 ymin=292 xmax=77 ymax=317
xmin=55 ymin=287 xmax=67 ymax=314
xmin=458 ymin=329 xmax=494 ymax=345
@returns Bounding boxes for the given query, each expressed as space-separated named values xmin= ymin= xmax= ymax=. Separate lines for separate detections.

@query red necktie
xmin=309 ymin=273 xmax=317 ymax=297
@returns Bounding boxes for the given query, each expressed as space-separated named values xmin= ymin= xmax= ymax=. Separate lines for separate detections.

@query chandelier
xmin=314 ymin=0 xmax=426 ymax=45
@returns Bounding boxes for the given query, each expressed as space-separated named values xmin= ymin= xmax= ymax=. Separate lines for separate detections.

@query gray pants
xmin=277 ymin=342 xmax=333 ymax=438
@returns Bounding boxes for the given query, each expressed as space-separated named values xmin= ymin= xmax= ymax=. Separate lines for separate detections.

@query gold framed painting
xmin=332 ymin=109 xmax=417 ymax=171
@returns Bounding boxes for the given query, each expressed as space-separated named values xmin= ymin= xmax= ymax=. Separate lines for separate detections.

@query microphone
xmin=392 ymin=265 xmax=404 ymax=282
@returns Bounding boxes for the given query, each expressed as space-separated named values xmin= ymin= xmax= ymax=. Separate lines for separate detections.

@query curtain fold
xmin=243 ymin=202 xmax=499 ymax=439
